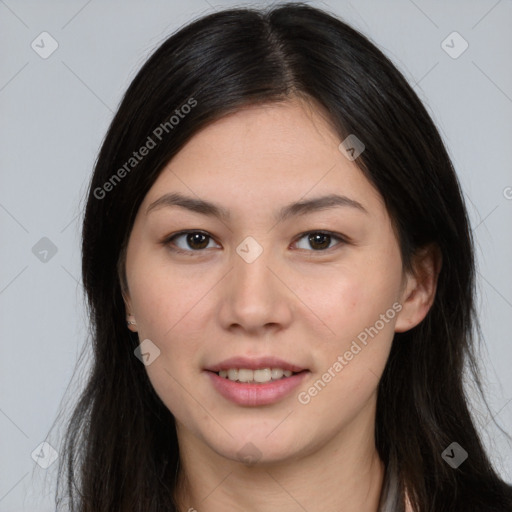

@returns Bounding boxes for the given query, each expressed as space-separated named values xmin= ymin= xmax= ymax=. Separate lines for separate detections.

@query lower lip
xmin=205 ymin=370 xmax=309 ymax=406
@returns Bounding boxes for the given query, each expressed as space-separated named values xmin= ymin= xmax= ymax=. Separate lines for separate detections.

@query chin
xmin=199 ymin=424 xmax=309 ymax=466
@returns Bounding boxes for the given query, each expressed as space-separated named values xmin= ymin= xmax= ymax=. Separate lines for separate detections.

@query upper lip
xmin=205 ymin=356 xmax=307 ymax=373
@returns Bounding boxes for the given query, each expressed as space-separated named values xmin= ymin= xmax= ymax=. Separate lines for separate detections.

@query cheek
xmin=308 ymin=258 xmax=402 ymax=345
xmin=128 ymin=246 xmax=208 ymax=337
xmin=127 ymin=262 xmax=211 ymax=419
xmin=298 ymin=242 xmax=403 ymax=409
xmin=298 ymin=278 xmax=399 ymax=426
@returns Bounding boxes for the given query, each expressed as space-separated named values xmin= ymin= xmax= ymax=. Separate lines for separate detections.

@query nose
xmin=218 ymin=242 xmax=293 ymax=336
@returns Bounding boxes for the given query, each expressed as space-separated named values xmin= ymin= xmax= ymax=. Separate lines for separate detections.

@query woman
xmin=54 ymin=3 xmax=512 ymax=511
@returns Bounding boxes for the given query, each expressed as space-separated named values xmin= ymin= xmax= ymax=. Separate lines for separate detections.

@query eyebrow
xmin=146 ymin=191 xmax=368 ymax=222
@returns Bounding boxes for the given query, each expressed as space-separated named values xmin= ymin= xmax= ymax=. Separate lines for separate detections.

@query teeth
xmin=238 ymin=369 xmax=253 ymax=382
xmin=216 ymin=368 xmax=295 ymax=383
xmin=272 ymin=368 xmax=288 ymax=379
xmin=254 ymin=368 xmax=272 ymax=382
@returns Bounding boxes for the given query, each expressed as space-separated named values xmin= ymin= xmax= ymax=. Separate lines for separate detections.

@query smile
xmin=205 ymin=369 xmax=309 ymax=406
xmin=216 ymin=367 xmax=295 ymax=383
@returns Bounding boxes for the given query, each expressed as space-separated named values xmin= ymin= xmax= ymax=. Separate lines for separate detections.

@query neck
xmin=173 ymin=409 xmax=385 ymax=512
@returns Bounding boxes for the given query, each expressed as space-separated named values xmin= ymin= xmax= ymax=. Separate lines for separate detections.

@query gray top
xmin=378 ymin=465 xmax=406 ymax=512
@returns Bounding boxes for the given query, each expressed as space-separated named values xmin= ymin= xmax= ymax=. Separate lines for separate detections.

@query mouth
xmin=204 ymin=357 xmax=310 ymax=406
xmin=211 ymin=367 xmax=305 ymax=384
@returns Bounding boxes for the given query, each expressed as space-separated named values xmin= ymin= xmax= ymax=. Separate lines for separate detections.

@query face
xmin=123 ymin=98 xmax=430 ymax=466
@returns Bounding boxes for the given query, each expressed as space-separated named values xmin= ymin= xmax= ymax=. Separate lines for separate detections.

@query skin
xmin=122 ymin=97 xmax=440 ymax=512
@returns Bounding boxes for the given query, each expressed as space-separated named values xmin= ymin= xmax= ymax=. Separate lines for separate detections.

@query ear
xmin=121 ymin=285 xmax=131 ymax=311
xmin=121 ymin=285 xmax=138 ymax=333
xmin=394 ymin=243 xmax=442 ymax=333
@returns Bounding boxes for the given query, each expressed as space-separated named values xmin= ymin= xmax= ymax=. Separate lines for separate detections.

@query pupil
xmin=309 ymin=233 xmax=330 ymax=250
xmin=188 ymin=233 xmax=208 ymax=249
xmin=185 ymin=233 xmax=331 ymax=251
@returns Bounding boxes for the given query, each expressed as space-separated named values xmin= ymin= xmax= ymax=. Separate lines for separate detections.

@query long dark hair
xmin=53 ymin=3 xmax=512 ymax=510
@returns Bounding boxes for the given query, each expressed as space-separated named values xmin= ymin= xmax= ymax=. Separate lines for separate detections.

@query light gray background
xmin=1 ymin=1 xmax=511 ymax=510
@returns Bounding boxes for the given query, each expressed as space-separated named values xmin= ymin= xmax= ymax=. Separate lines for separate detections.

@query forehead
xmin=141 ymin=99 xmax=385 ymax=221
xmin=173 ymin=98 xmax=342 ymax=168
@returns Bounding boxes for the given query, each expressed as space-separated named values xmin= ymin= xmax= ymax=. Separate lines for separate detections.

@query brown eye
xmin=165 ymin=231 xmax=219 ymax=253
xmin=308 ymin=232 xmax=331 ymax=250
xmin=185 ymin=232 xmax=210 ymax=250
xmin=294 ymin=231 xmax=345 ymax=251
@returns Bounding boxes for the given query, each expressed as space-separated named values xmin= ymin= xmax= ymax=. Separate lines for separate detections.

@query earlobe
xmin=126 ymin=314 xmax=138 ymax=331
xmin=394 ymin=244 xmax=442 ymax=333
xmin=121 ymin=287 xmax=138 ymax=332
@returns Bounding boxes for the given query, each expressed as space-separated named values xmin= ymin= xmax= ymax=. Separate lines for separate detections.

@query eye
xmin=292 ymin=231 xmax=346 ymax=251
xmin=163 ymin=230 xmax=347 ymax=256
xmin=164 ymin=231 xmax=219 ymax=254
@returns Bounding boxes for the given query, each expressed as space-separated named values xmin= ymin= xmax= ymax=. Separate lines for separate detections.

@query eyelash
xmin=162 ymin=230 xmax=348 ymax=256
